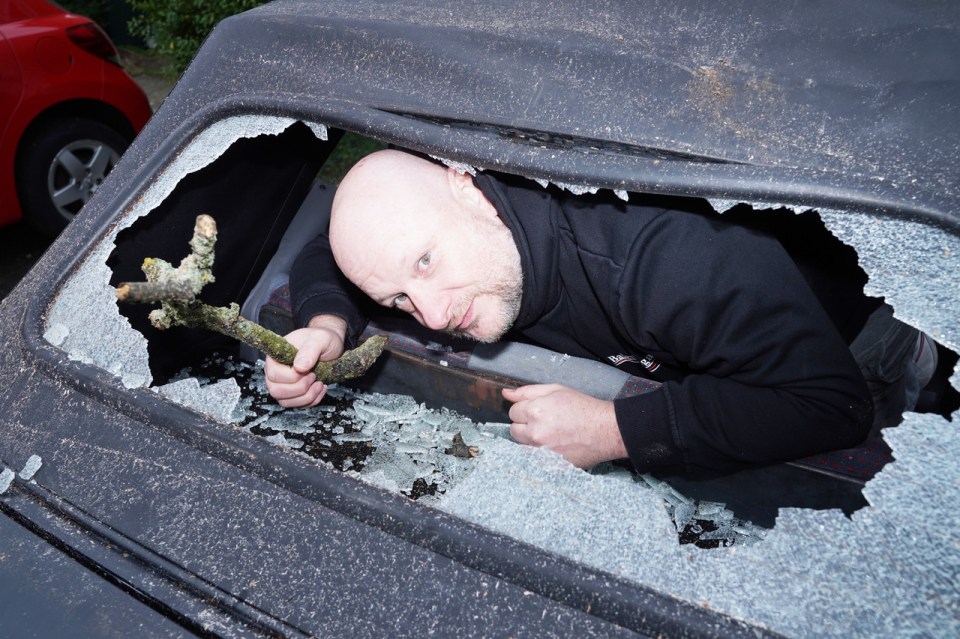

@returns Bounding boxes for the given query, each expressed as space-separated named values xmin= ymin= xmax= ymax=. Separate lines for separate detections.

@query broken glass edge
xmin=44 ymin=115 xmax=318 ymax=389
xmin=819 ymin=208 xmax=959 ymax=352
xmin=155 ymin=377 xmax=244 ymax=424
xmin=708 ymin=198 xmax=960 ymax=354
xmin=431 ymin=154 xmax=633 ymax=201
xmin=432 ymin=155 xmax=479 ymax=175
xmin=18 ymin=454 xmax=42 ymax=481
xmin=0 ymin=467 xmax=14 ymax=494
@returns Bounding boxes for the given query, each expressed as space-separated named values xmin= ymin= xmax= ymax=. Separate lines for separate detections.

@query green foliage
xmin=126 ymin=0 xmax=267 ymax=73
xmin=319 ymin=134 xmax=387 ymax=184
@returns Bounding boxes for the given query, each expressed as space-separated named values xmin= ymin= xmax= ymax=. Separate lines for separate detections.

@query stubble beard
xmin=449 ymin=226 xmax=523 ymax=344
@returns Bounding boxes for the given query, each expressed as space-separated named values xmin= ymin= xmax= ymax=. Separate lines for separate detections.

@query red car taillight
xmin=66 ymin=22 xmax=121 ymax=66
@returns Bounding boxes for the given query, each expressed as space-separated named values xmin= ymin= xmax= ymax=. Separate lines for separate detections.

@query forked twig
xmin=116 ymin=214 xmax=386 ymax=382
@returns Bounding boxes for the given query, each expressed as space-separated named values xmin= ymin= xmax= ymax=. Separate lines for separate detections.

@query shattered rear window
xmin=44 ymin=116 xmax=960 ymax=638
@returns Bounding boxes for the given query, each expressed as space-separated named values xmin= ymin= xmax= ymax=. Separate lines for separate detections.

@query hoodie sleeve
xmin=611 ymin=210 xmax=873 ymax=473
xmin=289 ymin=230 xmax=368 ymax=349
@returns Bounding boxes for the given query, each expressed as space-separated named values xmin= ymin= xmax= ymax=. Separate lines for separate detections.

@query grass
xmin=318 ymin=133 xmax=386 ymax=184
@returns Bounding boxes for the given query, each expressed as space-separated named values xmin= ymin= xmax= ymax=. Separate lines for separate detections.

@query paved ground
xmin=0 ymin=53 xmax=174 ymax=302
xmin=122 ymin=48 xmax=177 ymax=111
xmin=136 ymin=74 xmax=176 ymax=112
xmin=0 ymin=223 xmax=49 ymax=300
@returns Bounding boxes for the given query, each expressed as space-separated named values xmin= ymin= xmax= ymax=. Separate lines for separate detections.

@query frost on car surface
xmin=42 ymin=116 xmax=960 ymax=638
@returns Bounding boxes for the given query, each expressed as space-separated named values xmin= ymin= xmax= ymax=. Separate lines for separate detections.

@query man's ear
xmin=447 ymin=168 xmax=498 ymax=219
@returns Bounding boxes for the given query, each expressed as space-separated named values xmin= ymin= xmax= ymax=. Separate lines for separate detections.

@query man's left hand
xmin=503 ymin=384 xmax=628 ymax=468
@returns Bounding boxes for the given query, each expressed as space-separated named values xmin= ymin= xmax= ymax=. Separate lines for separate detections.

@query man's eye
xmin=417 ymin=253 xmax=431 ymax=271
xmin=392 ymin=293 xmax=409 ymax=308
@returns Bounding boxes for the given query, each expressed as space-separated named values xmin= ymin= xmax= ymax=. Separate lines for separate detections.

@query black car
xmin=1 ymin=1 xmax=957 ymax=637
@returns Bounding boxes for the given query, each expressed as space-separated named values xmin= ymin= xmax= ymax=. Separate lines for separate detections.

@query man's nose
xmin=411 ymin=290 xmax=450 ymax=331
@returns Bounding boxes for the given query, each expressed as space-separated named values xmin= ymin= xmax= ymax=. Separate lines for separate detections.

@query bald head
xmin=330 ymin=151 xmax=449 ymax=269
xmin=329 ymin=150 xmax=494 ymax=287
xmin=333 ymin=150 xmax=451 ymax=220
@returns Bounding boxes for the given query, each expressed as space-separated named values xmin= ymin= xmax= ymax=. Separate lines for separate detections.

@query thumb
xmin=292 ymin=340 xmax=322 ymax=373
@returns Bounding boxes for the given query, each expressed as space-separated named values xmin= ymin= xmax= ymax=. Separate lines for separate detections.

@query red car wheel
xmin=16 ymin=116 xmax=131 ymax=237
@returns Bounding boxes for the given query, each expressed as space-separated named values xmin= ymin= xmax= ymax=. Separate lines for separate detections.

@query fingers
xmin=292 ymin=338 xmax=324 ymax=373
xmin=502 ymin=383 xmax=563 ymax=403
xmin=264 ymin=355 xmax=310 ymax=384
xmin=504 ymin=385 xmax=625 ymax=468
xmin=264 ymin=356 xmax=313 ymax=391
xmin=282 ymin=326 xmax=339 ymax=373
xmin=264 ymin=358 xmax=328 ymax=408
xmin=509 ymin=421 xmax=538 ymax=446
xmin=276 ymin=380 xmax=328 ymax=409
xmin=263 ymin=325 xmax=347 ymax=407
xmin=264 ymin=359 xmax=325 ymax=407
xmin=507 ymin=397 xmax=534 ymax=426
xmin=503 ymin=384 xmax=565 ymax=424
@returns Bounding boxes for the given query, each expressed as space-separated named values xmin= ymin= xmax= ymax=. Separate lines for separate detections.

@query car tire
xmin=16 ymin=117 xmax=132 ymax=237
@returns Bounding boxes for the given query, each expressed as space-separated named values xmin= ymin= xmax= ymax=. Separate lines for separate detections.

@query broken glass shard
xmin=18 ymin=455 xmax=42 ymax=481
xmin=0 ymin=468 xmax=14 ymax=494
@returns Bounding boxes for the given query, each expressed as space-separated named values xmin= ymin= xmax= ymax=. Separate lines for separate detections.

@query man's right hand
xmin=264 ymin=315 xmax=348 ymax=408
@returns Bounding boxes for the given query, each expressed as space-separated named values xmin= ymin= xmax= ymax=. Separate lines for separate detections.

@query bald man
xmin=264 ymin=150 xmax=933 ymax=473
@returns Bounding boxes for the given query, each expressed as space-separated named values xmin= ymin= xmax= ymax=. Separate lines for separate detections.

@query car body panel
xmin=0 ymin=29 xmax=25 ymax=142
xmin=0 ymin=511 xmax=188 ymax=638
xmin=174 ymin=0 xmax=958 ymax=228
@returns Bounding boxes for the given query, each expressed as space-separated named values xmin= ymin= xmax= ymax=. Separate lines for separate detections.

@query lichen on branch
xmin=116 ymin=214 xmax=386 ymax=383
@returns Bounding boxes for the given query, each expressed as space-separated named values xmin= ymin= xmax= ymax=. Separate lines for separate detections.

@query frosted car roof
xmin=182 ymin=0 xmax=960 ymax=229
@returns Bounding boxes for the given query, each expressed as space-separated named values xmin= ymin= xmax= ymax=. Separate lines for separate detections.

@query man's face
xmin=385 ymin=210 xmax=522 ymax=342
xmin=333 ymin=173 xmax=523 ymax=343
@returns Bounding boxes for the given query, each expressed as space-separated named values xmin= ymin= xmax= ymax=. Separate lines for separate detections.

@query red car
xmin=0 ymin=0 xmax=151 ymax=236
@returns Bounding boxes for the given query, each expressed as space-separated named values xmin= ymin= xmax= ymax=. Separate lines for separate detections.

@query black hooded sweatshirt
xmin=291 ymin=171 xmax=875 ymax=473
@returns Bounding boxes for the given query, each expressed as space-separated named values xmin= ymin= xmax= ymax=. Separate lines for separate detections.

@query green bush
xmin=126 ymin=0 xmax=267 ymax=73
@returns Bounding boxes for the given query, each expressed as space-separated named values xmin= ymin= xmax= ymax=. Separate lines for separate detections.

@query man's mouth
xmin=454 ymin=300 xmax=475 ymax=333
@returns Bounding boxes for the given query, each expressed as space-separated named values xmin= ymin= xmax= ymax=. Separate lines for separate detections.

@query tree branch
xmin=116 ymin=214 xmax=386 ymax=383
